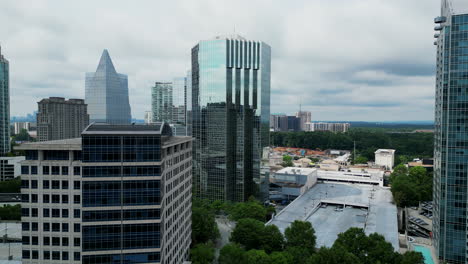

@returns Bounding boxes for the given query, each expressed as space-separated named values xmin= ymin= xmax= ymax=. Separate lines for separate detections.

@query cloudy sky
xmin=1 ymin=0 xmax=465 ymax=121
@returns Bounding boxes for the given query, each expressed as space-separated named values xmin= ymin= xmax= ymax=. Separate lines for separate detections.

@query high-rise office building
xmin=85 ymin=50 xmax=131 ymax=124
xmin=152 ymin=82 xmax=173 ymax=123
xmin=18 ymin=123 xmax=193 ymax=264
xmin=433 ymin=1 xmax=468 ymax=263
xmin=186 ymin=71 xmax=193 ymax=136
xmin=172 ymin=77 xmax=187 ymax=125
xmin=296 ymin=111 xmax=312 ymax=131
xmin=144 ymin=110 xmax=153 ymax=124
xmin=37 ymin=97 xmax=89 ymax=142
xmin=191 ymin=35 xmax=271 ymax=202
xmin=0 ymin=45 xmax=10 ymax=154
xmin=14 ymin=122 xmax=32 ymax=135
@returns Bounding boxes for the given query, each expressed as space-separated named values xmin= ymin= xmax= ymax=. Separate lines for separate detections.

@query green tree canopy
xmin=390 ymin=166 xmax=432 ymax=207
xmin=229 ymin=199 xmax=267 ymax=222
xmin=282 ymin=155 xmax=294 ymax=167
xmin=192 ymin=204 xmax=219 ymax=245
xmin=308 ymin=246 xmax=362 ymax=264
xmin=260 ymin=225 xmax=284 ymax=253
xmin=284 ymin=220 xmax=316 ymax=254
xmin=219 ymin=243 xmax=246 ymax=264
xmin=230 ymin=218 xmax=266 ymax=250
xmin=245 ymin=250 xmax=270 ymax=264
xmin=190 ymin=242 xmax=215 ymax=264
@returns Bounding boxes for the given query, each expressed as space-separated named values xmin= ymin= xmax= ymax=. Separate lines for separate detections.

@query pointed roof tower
xmin=96 ymin=49 xmax=116 ymax=74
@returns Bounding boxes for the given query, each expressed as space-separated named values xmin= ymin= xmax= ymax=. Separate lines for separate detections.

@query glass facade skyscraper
xmin=152 ymin=82 xmax=173 ymax=123
xmin=433 ymin=1 xmax=468 ymax=263
xmin=191 ymin=35 xmax=271 ymax=202
xmin=0 ymin=46 xmax=10 ymax=155
xmin=85 ymin=50 xmax=131 ymax=124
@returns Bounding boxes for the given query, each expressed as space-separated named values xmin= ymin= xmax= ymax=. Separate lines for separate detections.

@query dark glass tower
xmin=191 ymin=35 xmax=271 ymax=202
xmin=0 ymin=46 xmax=10 ymax=154
xmin=85 ymin=50 xmax=131 ymax=124
xmin=433 ymin=1 xmax=468 ymax=263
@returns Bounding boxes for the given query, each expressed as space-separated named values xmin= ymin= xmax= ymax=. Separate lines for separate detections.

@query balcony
xmin=434 ymin=25 xmax=443 ymax=31
xmin=434 ymin=33 xmax=440 ymax=38
xmin=434 ymin=16 xmax=446 ymax=23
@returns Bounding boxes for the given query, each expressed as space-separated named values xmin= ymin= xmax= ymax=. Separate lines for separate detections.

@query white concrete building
xmin=14 ymin=122 xmax=31 ymax=135
xmin=270 ymin=167 xmax=317 ymax=199
xmin=375 ymin=149 xmax=396 ymax=170
xmin=144 ymin=110 xmax=153 ymax=124
xmin=0 ymin=156 xmax=25 ymax=181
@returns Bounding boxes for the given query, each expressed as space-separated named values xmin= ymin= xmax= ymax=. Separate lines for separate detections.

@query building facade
xmin=18 ymin=123 xmax=192 ymax=264
xmin=191 ymin=35 xmax=271 ymax=202
xmin=85 ymin=50 xmax=131 ymax=124
xmin=296 ymin=111 xmax=312 ymax=131
xmin=152 ymin=82 xmax=173 ymax=123
xmin=0 ymin=45 xmax=10 ymax=154
xmin=374 ymin=149 xmax=395 ymax=170
xmin=37 ymin=97 xmax=89 ymax=142
xmin=433 ymin=1 xmax=468 ymax=263
xmin=14 ymin=122 xmax=32 ymax=135
xmin=144 ymin=110 xmax=153 ymax=124
xmin=305 ymin=122 xmax=350 ymax=133
xmin=0 ymin=156 xmax=25 ymax=181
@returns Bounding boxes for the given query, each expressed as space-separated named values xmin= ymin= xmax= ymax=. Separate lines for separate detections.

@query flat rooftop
xmin=15 ymin=138 xmax=81 ymax=150
xmin=268 ymin=183 xmax=398 ymax=250
xmin=275 ymin=167 xmax=317 ymax=175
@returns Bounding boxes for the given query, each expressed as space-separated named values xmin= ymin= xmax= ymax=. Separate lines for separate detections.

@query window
xmin=43 ymin=208 xmax=50 ymax=218
xmin=52 ymin=223 xmax=60 ymax=232
xmin=62 ymin=251 xmax=69 ymax=261
xmin=31 ymin=166 xmax=38 ymax=175
xmin=22 ymin=250 xmax=30 ymax=259
xmin=74 ymin=166 xmax=81 ymax=176
xmin=52 ymin=209 xmax=60 ymax=218
xmin=43 ymin=180 xmax=50 ymax=189
xmin=74 ymin=252 xmax=80 ymax=261
xmin=32 ymin=250 xmax=38 ymax=259
xmin=62 ymin=180 xmax=69 ymax=189
xmin=43 ymin=194 xmax=50 ymax=203
xmin=21 ymin=166 xmax=29 ymax=175
xmin=52 ymin=166 xmax=60 ymax=175
xmin=31 ymin=208 xmax=38 ymax=217
xmin=44 ymin=150 xmax=69 ymax=160
xmin=62 ymin=195 xmax=69 ymax=204
xmin=52 ymin=180 xmax=60 ymax=189
xmin=44 ymin=251 xmax=50 ymax=260
xmin=62 ymin=237 xmax=69 ymax=246
xmin=31 ymin=180 xmax=38 ymax=189
xmin=32 ymin=222 xmax=38 ymax=231
xmin=22 ymin=236 xmax=30 ymax=245
xmin=74 ymin=181 xmax=81 ymax=190
xmin=62 ymin=223 xmax=69 ymax=232
xmin=21 ymin=194 xmax=29 ymax=203
xmin=52 ymin=237 xmax=60 ymax=246
xmin=22 ymin=222 xmax=30 ymax=231
xmin=43 ymin=166 xmax=50 ymax=175
xmin=43 ymin=223 xmax=50 ymax=231
xmin=74 ymin=209 xmax=80 ymax=218
xmin=74 ymin=223 xmax=80 ymax=232
xmin=21 ymin=180 xmax=29 ymax=188
xmin=44 ymin=237 xmax=50 ymax=246
xmin=52 ymin=195 xmax=60 ymax=203
xmin=74 ymin=195 xmax=80 ymax=204
xmin=32 ymin=236 xmax=38 ymax=245
xmin=74 ymin=237 xmax=80 ymax=247
xmin=52 ymin=251 xmax=60 ymax=260
xmin=62 ymin=209 xmax=69 ymax=218
xmin=62 ymin=166 xmax=69 ymax=175
xmin=31 ymin=194 xmax=38 ymax=203
xmin=26 ymin=150 xmax=38 ymax=160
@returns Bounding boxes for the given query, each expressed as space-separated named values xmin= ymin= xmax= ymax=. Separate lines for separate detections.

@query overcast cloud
xmin=0 ymin=0 xmax=456 ymax=121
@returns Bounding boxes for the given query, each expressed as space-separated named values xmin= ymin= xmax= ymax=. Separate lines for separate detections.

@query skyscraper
xmin=433 ymin=1 xmax=468 ymax=263
xmin=172 ymin=77 xmax=187 ymax=125
xmin=18 ymin=123 xmax=193 ymax=264
xmin=151 ymin=82 xmax=173 ymax=123
xmin=0 ymin=45 xmax=10 ymax=154
xmin=191 ymin=35 xmax=271 ymax=202
xmin=296 ymin=111 xmax=312 ymax=131
xmin=37 ymin=97 xmax=89 ymax=141
xmin=85 ymin=50 xmax=131 ymax=124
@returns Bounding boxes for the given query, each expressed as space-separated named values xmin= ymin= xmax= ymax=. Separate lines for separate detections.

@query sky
xmin=1 ymin=0 xmax=465 ymax=121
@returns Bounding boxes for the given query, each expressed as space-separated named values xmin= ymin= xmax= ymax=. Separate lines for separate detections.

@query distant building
xmin=85 ymin=49 xmax=131 ymax=124
xmin=0 ymin=156 xmax=24 ymax=181
xmin=0 ymin=45 xmax=10 ymax=154
xmin=152 ymin=82 xmax=173 ymax=123
xmin=18 ymin=123 xmax=193 ymax=264
xmin=306 ymin=122 xmax=350 ymax=133
xmin=374 ymin=149 xmax=395 ymax=170
xmin=296 ymin=111 xmax=312 ymax=131
xmin=144 ymin=111 xmax=153 ymax=124
xmin=172 ymin=77 xmax=187 ymax=125
xmin=14 ymin=122 xmax=31 ymax=135
xmin=270 ymin=167 xmax=318 ymax=200
xmin=37 ymin=97 xmax=89 ymax=142
xmin=270 ymin=115 xmax=300 ymax=132
xmin=191 ymin=35 xmax=271 ymax=202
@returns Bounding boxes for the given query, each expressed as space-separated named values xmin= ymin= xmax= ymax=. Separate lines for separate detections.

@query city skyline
xmin=2 ymin=0 xmax=464 ymax=121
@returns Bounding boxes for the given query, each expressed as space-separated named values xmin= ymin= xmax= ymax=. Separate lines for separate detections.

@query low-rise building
xmin=375 ymin=149 xmax=396 ymax=170
xmin=270 ymin=167 xmax=317 ymax=200
xmin=0 ymin=156 xmax=25 ymax=181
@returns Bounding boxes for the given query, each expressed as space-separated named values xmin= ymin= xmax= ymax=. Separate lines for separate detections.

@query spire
xmin=96 ymin=49 xmax=116 ymax=73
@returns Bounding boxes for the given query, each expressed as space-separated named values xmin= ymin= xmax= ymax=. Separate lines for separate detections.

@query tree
xmin=245 ymin=250 xmax=270 ymax=264
xmin=219 ymin=243 xmax=246 ymax=264
xmin=0 ymin=178 xmax=21 ymax=193
xmin=190 ymin=242 xmax=215 ymax=264
xmin=308 ymin=246 xmax=362 ymax=264
xmin=230 ymin=218 xmax=265 ymax=250
xmin=399 ymin=251 xmax=425 ymax=264
xmin=333 ymin=228 xmax=369 ymax=260
xmin=0 ymin=204 xmax=21 ymax=220
xmin=281 ymin=155 xmax=294 ymax=167
xmin=192 ymin=205 xmax=219 ymax=245
xmin=284 ymin=220 xmax=316 ymax=254
xmin=354 ymin=156 xmax=368 ymax=164
xmin=13 ymin=128 xmax=32 ymax=141
xmin=270 ymin=251 xmax=293 ymax=264
xmin=390 ymin=165 xmax=432 ymax=207
xmin=285 ymin=246 xmax=311 ymax=264
xmin=229 ymin=200 xmax=267 ymax=222
xmin=260 ymin=225 xmax=284 ymax=253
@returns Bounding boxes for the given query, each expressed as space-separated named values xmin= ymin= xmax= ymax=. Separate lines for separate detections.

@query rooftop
xmin=275 ymin=167 xmax=317 ymax=175
xmin=15 ymin=138 xmax=81 ymax=150
xmin=268 ymin=183 xmax=398 ymax=250
xmin=375 ymin=149 xmax=396 ymax=154
xmin=82 ymin=122 xmax=172 ymax=135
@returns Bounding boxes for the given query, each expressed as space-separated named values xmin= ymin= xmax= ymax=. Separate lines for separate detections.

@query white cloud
xmin=0 ymin=0 xmax=440 ymax=121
